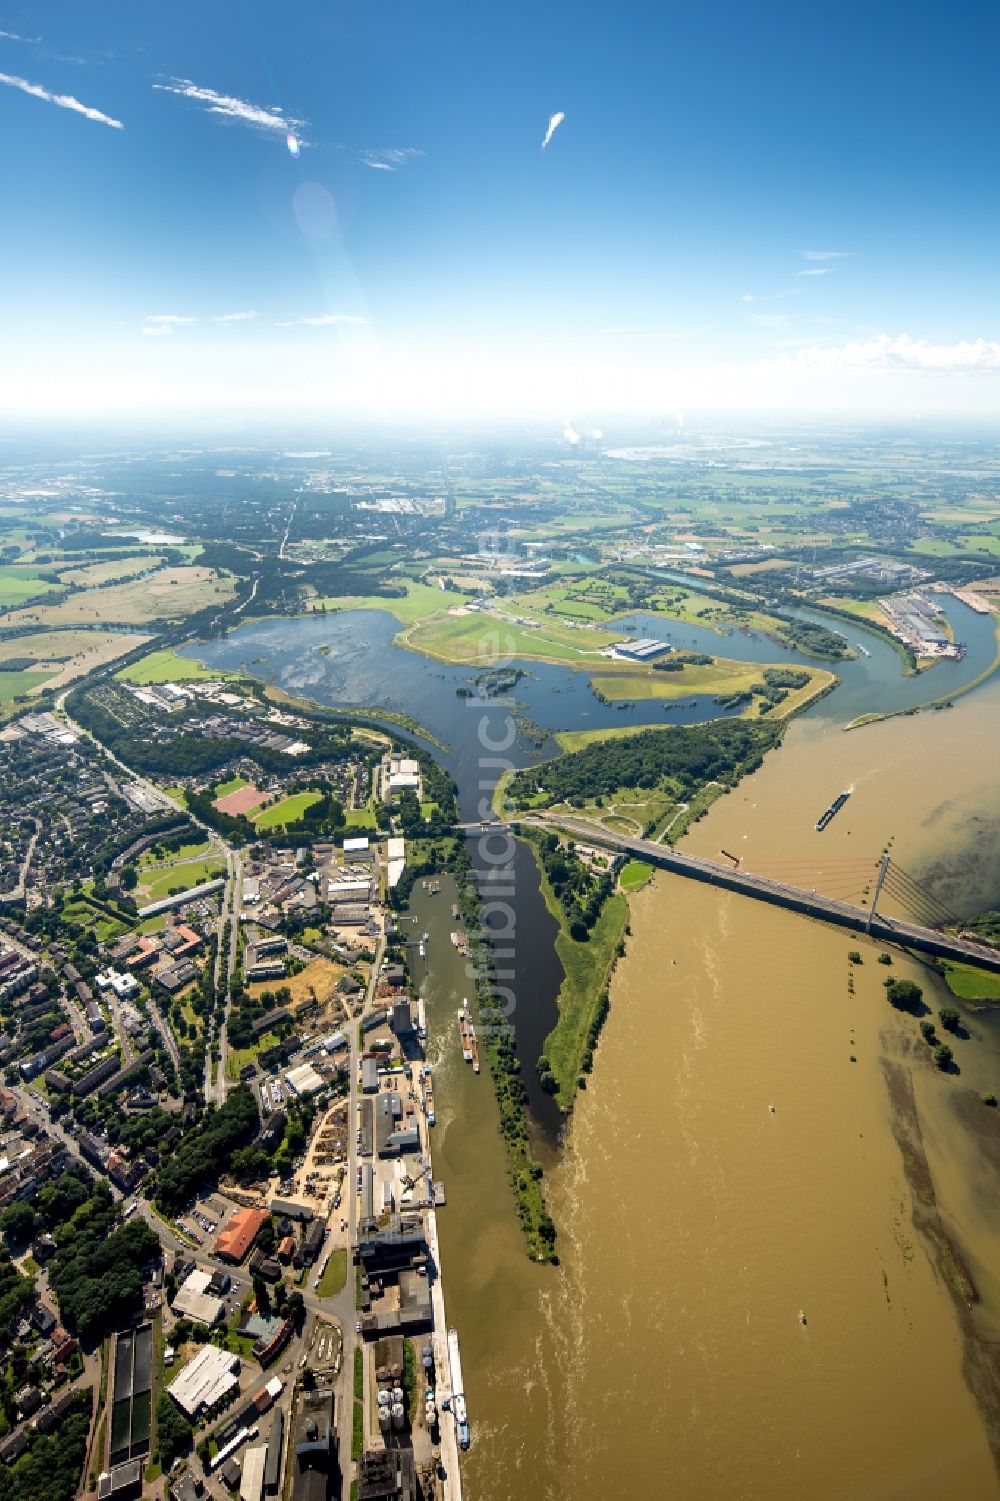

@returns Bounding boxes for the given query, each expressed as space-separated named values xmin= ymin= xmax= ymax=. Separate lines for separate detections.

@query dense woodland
xmin=525 ymin=830 xmax=614 ymax=940
xmin=154 ymin=1084 xmax=259 ymax=1213
xmin=509 ymin=720 xmax=781 ymax=807
xmin=48 ymin=1191 xmax=160 ymax=1344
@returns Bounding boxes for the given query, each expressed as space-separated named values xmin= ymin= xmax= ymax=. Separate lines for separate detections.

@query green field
xmin=213 ymin=774 xmax=248 ymax=798
xmin=554 ymin=721 xmax=677 ymax=753
xmin=541 ymin=884 xmax=628 ymax=1108
xmin=317 ymin=1249 xmax=348 ymax=1298
xmin=619 ymin=860 xmax=653 ymax=891
xmin=226 ymin=1031 xmax=280 ymax=1079
xmin=312 ymin=579 xmax=468 ymax=624
xmin=252 ymin=790 xmax=323 ymax=829
xmin=0 ymin=667 xmax=56 ymax=702
xmin=0 ymin=565 xmax=62 ymax=607
xmin=137 ymin=857 xmax=224 ymax=901
xmin=942 ymin=961 xmax=1000 ymax=1001
xmin=344 ymin=806 xmax=378 ymax=830
xmin=119 ymin=649 xmax=234 ymax=684
xmin=590 ymin=660 xmax=765 ymax=702
xmin=59 ymin=556 xmax=163 ymax=587
xmin=405 ymin=607 xmax=615 ymax=665
xmin=61 ymin=897 xmax=129 ymax=945
xmin=139 ymin=839 xmax=213 ymax=868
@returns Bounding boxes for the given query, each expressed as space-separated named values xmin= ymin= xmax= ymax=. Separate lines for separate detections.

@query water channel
xmin=185 ymin=595 xmax=1000 ymax=1495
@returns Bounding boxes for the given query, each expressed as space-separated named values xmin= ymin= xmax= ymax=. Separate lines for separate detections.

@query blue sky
xmin=3 ymin=0 xmax=1000 ymax=422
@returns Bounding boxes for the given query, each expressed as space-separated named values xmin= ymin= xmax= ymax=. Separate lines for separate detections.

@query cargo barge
xmin=447 ymin=1327 xmax=471 ymax=1449
xmin=457 ymin=1004 xmax=473 ymax=1063
xmin=815 ymin=790 xmax=850 ymax=832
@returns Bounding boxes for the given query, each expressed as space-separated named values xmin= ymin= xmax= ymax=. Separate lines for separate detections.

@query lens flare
xmin=286 ymin=132 xmax=301 ymax=158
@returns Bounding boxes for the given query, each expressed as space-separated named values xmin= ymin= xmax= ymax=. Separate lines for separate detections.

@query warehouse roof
xmin=168 ymin=1344 xmax=240 ymax=1417
xmin=215 ymin=1207 xmax=268 ymax=1263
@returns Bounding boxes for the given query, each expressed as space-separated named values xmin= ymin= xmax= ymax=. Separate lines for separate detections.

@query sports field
xmin=251 ymin=791 xmax=323 ymax=828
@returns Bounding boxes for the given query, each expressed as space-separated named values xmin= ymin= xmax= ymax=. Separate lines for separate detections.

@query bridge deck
xmin=525 ymin=816 xmax=1000 ymax=975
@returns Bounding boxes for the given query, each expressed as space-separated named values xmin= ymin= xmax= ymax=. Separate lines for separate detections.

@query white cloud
xmin=776 ymin=333 xmax=1000 ymax=373
xmin=141 ymin=314 xmax=196 ymax=336
xmin=750 ymin=313 xmax=789 ymax=326
xmin=212 ymin=310 xmax=258 ymax=323
xmin=360 ymin=147 xmax=423 ymax=172
xmin=153 ymin=77 xmax=304 ymax=138
xmin=0 ymin=70 xmax=123 ymax=128
xmin=0 ymin=29 xmax=40 ymax=42
xmin=541 ymin=110 xmax=565 ymax=150
xmin=802 ymin=249 xmax=849 ymax=261
xmin=273 ymin=313 xmax=368 ymax=327
xmin=797 ymin=267 xmax=831 ymax=277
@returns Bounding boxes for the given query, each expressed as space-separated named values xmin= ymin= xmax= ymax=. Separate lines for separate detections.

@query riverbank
xmin=845 ymin=615 xmax=1000 ymax=729
xmin=446 ymin=845 xmax=558 ymax=1261
xmin=260 ymin=682 xmax=452 ymax=752
xmin=518 ymin=829 xmax=628 ymax=1110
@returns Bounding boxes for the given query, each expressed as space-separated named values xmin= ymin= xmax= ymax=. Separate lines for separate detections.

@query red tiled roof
xmin=215 ymin=1207 xmax=268 ymax=1262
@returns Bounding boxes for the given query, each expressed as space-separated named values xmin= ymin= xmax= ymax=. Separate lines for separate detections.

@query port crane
xmin=401 ymin=1161 xmax=433 ymax=1195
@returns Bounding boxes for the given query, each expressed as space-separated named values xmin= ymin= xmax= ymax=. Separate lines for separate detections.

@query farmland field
xmin=0 ymin=566 xmax=236 ymax=629
xmin=0 ymin=565 xmax=62 ymax=607
xmin=0 ymin=627 xmax=152 ymax=694
xmin=118 ymin=648 xmax=234 ymax=684
xmin=58 ymin=555 xmax=164 ymax=586
xmin=0 ymin=667 xmax=57 ymax=702
xmin=310 ymin=579 xmax=469 ymax=624
xmin=405 ymin=607 xmax=615 ymax=664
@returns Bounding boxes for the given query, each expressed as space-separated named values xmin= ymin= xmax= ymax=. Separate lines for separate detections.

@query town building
xmin=215 ymin=1207 xmax=268 ymax=1263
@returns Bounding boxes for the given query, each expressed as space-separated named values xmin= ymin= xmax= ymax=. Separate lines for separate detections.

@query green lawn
xmin=344 ymin=806 xmax=378 ymax=830
xmin=118 ymin=649 xmax=234 ymax=684
xmin=942 ymin=961 xmax=1000 ymax=1001
xmin=226 ymin=1031 xmax=280 ymax=1079
xmin=213 ymin=774 xmax=248 ymax=799
xmin=139 ymin=839 xmax=212 ymax=867
xmin=138 ymin=857 xmax=224 ymax=901
xmin=317 ymin=1249 xmax=348 ymax=1298
xmin=61 ymin=898 xmax=129 ymax=945
xmin=590 ymin=659 xmax=769 ymax=703
xmin=619 ymin=860 xmax=653 ymax=892
xmin=252 ymin=790 xmax=323 ymax=829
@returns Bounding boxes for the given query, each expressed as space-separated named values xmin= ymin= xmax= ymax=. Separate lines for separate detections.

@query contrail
xmin=541 ymin=111 xmax=564 ymax=150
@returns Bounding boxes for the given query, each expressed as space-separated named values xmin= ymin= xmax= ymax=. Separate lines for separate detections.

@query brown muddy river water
xmin=416 ymin=680 xmax=1000 ymax=1499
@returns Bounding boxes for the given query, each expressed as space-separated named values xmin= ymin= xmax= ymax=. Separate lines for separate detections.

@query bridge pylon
xmin=867 ymin=854 xmax=891 ymax=934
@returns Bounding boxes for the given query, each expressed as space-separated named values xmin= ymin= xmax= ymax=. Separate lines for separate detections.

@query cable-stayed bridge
xmin=514 ymin=815 xmax=1000 ymax=974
